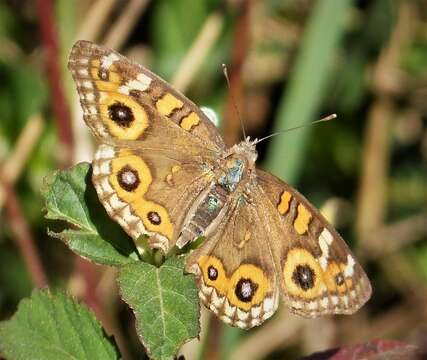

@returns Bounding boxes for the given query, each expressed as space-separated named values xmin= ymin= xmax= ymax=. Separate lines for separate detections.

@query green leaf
xmin=0 ymin=289 xmax=119 ymax=360
xmin=43 ymin=162 xmax=138 ymax=266
xmin=119 ymin=256 xmax=199 ymax=360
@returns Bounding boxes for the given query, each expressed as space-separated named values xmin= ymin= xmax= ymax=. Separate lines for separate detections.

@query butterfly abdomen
xmin=177 ymin=184 xmax=229 ymax=248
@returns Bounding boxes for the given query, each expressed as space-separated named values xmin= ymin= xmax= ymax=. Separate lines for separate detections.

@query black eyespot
xmin=235 ymin=278 xmax=258 ymax=302
xmin=98 ymin=68 xmax=109 ymax=81
xmin=207 ymin=266 xmax=218 ymax=280
xmin=117 ymin=165 xmax=140 ymax=191
xmin=108 ymin=102 xmax=134 ymax=127
xmin=335 ymin=273 xmax=345 ymax=286
xmin=148 ymin=211 xmax=161 ymax=225
xmin=292 ymin=264 xmax=315 ymax=291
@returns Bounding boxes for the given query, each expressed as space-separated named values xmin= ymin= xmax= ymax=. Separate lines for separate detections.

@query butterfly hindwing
xmin=256 ymin=170 xmax=372 ymax=317
xmin=185 ymin=197 xmax=280 ymax=329
xmin=92 ymin=144 xmax=214 ymax=252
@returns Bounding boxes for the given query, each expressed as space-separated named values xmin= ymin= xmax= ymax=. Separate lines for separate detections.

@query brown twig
xmin=365 ymin=213 xmax=427 ymax=256
xmin=356 ymin=2 xmax=417 ymax=250
xmin=223 ymin=0 xmax=252 ymax=147
xmin=36 ymin=0 xmax=74 ymax=165
xmin=1 ymin=177 xmax=48 ymax=288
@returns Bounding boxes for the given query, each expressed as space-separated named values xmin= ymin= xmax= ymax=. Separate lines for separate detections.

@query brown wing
xmin=185 ymin=198 xmax=281 ymax=329
xmin=92 ymin=144 xmax=213 ymax=253
xmin=68 ymin=40 xmax=225 ymax=155
xmin=68 ymin=40 xmax=226 ymax=252
xmin=256 ymin=169 xmax=372 ymax=317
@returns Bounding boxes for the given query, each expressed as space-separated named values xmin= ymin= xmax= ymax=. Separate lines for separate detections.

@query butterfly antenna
xmin=254 ymin=114 xmax=337 ymax=145
xmin=222 ymin=64 xmax=247 ymax=139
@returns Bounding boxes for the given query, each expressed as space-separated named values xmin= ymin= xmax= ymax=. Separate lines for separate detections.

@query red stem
xmin=35 ymin=0 xmax=74 ymax=164
xmin=1 ymin=178 xmax=48 ymax=288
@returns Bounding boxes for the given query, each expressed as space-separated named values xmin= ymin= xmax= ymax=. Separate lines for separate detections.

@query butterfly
xmin=68 ymin=40 xmax=371 ymax=329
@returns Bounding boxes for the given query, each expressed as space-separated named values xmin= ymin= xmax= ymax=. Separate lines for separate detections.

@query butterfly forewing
xmin=68 ymin=40 xmax=224 ymax=150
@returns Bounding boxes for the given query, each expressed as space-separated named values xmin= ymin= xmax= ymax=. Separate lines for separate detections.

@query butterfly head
xmin=229 ymin=137 xmax=258 ymax=166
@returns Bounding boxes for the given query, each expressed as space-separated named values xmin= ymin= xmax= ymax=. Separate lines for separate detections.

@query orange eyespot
xmin=323 ymin=261 xmax=353 ymax=293
xmin=283 ymin=248 xmax=324 ymax=299
xmin=198 ymin=256 xmax=228 ymax=295
xmin=227 ymin=264 xmax=271 ymax=311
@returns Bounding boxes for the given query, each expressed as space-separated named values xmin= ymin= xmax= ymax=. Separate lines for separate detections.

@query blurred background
xmin=0 ymin=0 xmax=426 ymax=359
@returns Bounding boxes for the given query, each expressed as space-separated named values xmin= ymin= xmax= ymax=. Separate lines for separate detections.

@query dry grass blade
xmin=171 ymin=12 xmax=224 ymax=93
xmin=0 ymin=113 xmax=44 ymax=209
xmin=103 ymin=0 xmax=150 ymax=50
xmin=356 ymin=2 xmax=417 ymax=250
xmin=74 ymin=0 xmax=119 ymax=42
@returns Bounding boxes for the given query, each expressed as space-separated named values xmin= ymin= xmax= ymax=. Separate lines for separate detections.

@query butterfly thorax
xmin=217 ymin=140 xmax=257 ymax=192
xmin=176 ymin=139 xmax=258 ymax=248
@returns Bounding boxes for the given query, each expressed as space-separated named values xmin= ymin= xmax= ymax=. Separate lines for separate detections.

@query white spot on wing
xmin=118 ymin=76 xmax=152 ymax=95
xmin=318 ymin=228 xmax=333 ymax=270
xmin=201 ymin=107 xmax=219 ymax=127
xmin=251 ymin=305 xmax=261 ymax=318
xmin=82 ymin=81 xmax=93 ymax=89
xmin=95 ymin=146 xmax=115 ymax=160
xmin=85 ymin=93 xmax=95 ymax=102
xmin=224 ymin=299 xmax=235 ymax=318
xmin=251 ymin=318 xmax=262 ymax=327
xmin=220 ymin=315 xmax=232 ymax=324
xmin=236 ymin=309 xmax=249 ymax=321
xmin=331 ymin=295 xmax=339 ymax=305
xmin=98 ymin=177 xmax=114 ymax=194
xmin=342 ymin=295 xmax=349 ymax=307
xmin=235 ymin=320 xmax=247 ymax=329
xmin=78 ymin=68 xmax=89 ymax=77
xmin=101 ymin=53 xmax=120 ymax=69
xmin=320 ymin=297 xmax=329 ymax=308
xmin=211 ymin=289 xmax=224 ymax=308
xmin=109 ymin=193 xmax=125 ymax=210
xmin=344 ymin=255 xmax=355 ymax=277
xmin=198 ymin=290 xmax=207 ymax=302
xmin=308 ymin=301 xmax=318 ymax=310
xmin=263 ymin=297 xmax=275 ymax=313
